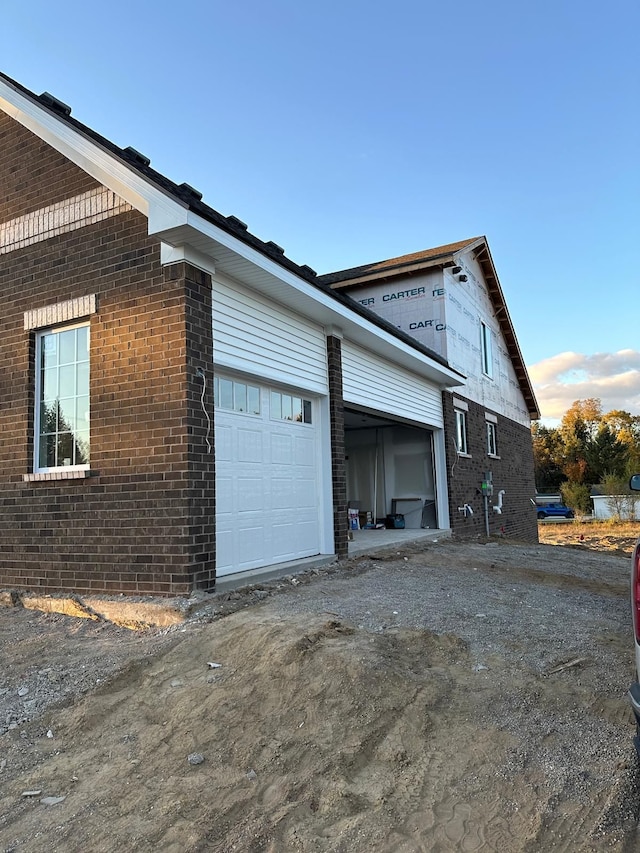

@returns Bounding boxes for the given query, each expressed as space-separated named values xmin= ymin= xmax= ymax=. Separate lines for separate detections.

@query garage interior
xmin=344 ymin=409 xmax=438 ymax=530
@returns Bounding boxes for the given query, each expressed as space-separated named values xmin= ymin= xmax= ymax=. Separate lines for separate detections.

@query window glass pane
xmin=42 ymin=368 xmax=58 ymax=402
xmin=455 ymin=411 xmax=467 ymax=453
xmin=39 ymin=434 xmax=56 ymax=468
xmin=57 ymin=433 xmax=74 ymax=466
xmin=58 ymin=364 xmax=75 ymax=398
xmin=248 ymin=386 xmax=260 ymax=415
xmin=219 ymin=379 xmax=233 ymax=410
xmin=292 ymin=397 xmax=303 ymax=423
xmin=76 ymin=326 xmax=89 ymax=362
xmin=42 ymin=334 xmax=58 ymax=369
xmin=77 ymin=361 xmax=89 ymax=396
xmin=75 ymin=431 xmax=90 ymax=465
xmin=58 ymin=398 xmax=76 ymax=432
xmin=282 ymin=394 xmax=293 ymax=421
xmin=271 ymin=391 xmax=281 ymax=420
xmin=58 ymin=329 xmax=76 ymax=365
xmin=234 ymin=383 xmax=247 ymax=413
xmin=303 ymin=400 xmax=312 ymax=424
xmin=76 ymin=396 xmax=90 ymax=429
xmin=487 ymin=423 xmax=497 ymax=455
xmin=40 ymin=401 xmax=58 ymax=436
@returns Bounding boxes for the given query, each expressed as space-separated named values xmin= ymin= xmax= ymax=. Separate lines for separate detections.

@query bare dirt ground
xmin=1 ymin=524 xmax=640 ymax=852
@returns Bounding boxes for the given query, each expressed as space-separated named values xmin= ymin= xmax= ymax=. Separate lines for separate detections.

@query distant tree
xmin=531 ymin=423 xmax=564 ymax=491
xmin=558 ymin=399 xmax=603 ymax=484
xmin=561 ymin=399 xmax=603 ymax=441
xmin=532 ymin=399 xmax=640 ymax=498
xmin=584 ymin=424 xmax=629 ymax=481
xmin=560 ymin=480 xmax=592 ymax=514
xmin=602 ymin=410 xmax=640 ymax=472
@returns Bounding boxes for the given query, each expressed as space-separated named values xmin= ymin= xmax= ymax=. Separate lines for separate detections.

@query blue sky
xmin=4 ymin=0 xmax=639 ymax=421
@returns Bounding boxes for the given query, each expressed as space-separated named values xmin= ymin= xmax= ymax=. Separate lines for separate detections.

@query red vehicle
xmin=627 ymin=474 xmax=640 ymax=752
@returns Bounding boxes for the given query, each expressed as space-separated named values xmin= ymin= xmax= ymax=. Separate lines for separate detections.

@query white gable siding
xmin=443 ymin=252 xmax=530 ymax=426
xmin=342 ymin=341 xmax=443 ymax=428
xmin=348 ymin=269 xmax=448 ymax=359
xmin=340 ymin=255 xmax=531 ymax=427
xmin=213 ymin=274 xmax=328 ymax=394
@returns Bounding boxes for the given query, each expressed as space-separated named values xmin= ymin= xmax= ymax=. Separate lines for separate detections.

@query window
xmin=214 ymin=378 xmax=260 ymax=415
xmin=270 ymin=391 xmax=312 ymax=424
xmin=454 ymin=409 xmax=468 ymax=454
xmin=487 ymin=421 xmax=498 ymax=456
xmin=480 ymin=321 xmax=493 ymax=378
xmin=35 ymin=323 xmax=90 ymax=471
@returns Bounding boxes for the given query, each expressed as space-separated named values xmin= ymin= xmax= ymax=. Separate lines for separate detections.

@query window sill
xmin=488 ymin=453 xmax=501 ymax=460
xmin=23 ymin=469 xmax=96 ymax=482
xmin=456 ymin=452 xmax=472 ymax=459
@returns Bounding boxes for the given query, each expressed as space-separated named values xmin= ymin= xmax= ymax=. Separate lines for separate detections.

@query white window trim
xmin=33 ymin=321 xmax=91 ymax=475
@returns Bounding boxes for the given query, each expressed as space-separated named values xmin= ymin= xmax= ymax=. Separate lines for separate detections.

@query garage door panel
xmin=216 ymin=529 xmax=234 ymax=572
xmin=215 ymin=383 xmax=321 ymax=576
xmin=270 ymin=432 xmax=293 ymax=463
xmin=293 ymin=478 xmax=316 ymax=507
xmin=271 ymin=522 xmax=298 ymax=560
xmin=294 ymin=435 xmax=315 ymax=466
xmin=216 ymin=425 xmax=233 ymax=461
xmin=236 ymin=477 xmax=264 ymax=510
xmin=216 ymin=474 xmax=235 ymax=511
xmin=270 ymin=477 xmax=296 ymax=510
xmin=237 ymin=427 xmax=264 ymax=462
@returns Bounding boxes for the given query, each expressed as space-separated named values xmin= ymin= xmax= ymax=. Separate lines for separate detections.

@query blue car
xmin=536 ymin=503 xmax=574 ymax=520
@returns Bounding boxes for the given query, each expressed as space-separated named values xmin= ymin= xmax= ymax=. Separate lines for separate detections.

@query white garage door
xmin=215 ymin=377 xmax=321 ymax=576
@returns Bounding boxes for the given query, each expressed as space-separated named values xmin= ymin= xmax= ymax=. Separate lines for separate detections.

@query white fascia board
xmin=0 ymin=79 xmax=188 ymax=231
xmin=155 ymin=211 xmax=465 ymax=389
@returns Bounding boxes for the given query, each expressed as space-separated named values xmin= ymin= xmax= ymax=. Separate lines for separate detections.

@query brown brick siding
xmin=0 ymin=111 xmax=99 ymax=220
xmin=327 ymin=335 xmax=348 ymax=559
xmin=443 ymin=391 xmax=538 ymax=542
xmin=0 ymin=116 xmax=215 ymax=596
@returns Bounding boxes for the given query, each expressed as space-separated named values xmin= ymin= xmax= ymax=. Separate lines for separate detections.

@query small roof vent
xmin=177 ymin=182 xmax=203 ymax=202
xmin=39 ymin=92 xmax=72 ymax=116
xmin=226 ymin=215 xmax=248 ymax=231
xmin=265 ymin=241 xmax=285 ymax=255
xmin=123 ymin=146 xmax=151 ymax=167
xmin=299 ymin=264 xmax=317 ymax=277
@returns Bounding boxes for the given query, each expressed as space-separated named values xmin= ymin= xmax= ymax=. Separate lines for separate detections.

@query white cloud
xmin=528 ymin=350 xmax=640 ymax=421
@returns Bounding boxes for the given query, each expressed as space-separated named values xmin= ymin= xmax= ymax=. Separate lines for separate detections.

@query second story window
xmin=480 ymin=321 xmax=493 ymax=378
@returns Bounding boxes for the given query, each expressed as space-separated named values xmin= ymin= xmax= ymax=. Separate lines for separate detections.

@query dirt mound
xmin=1 ymin=538 xmax=639 ymax=851
xmin=3 ymin=612 xmax=489 ymax=852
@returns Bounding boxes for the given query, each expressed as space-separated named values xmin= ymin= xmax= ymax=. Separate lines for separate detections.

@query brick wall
xmin=0 ymin=111 xmax=99 ymax=221
xmin=443 ymin=391 xmax=538 ymax=542
xmin=0 ymin=115 xmax=215 ymax=596
xmin=327 ymin=335 xmax=348 ymax=559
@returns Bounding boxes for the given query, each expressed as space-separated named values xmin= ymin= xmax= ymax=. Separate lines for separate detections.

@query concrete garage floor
xmin=348 ymin=525 xmax=448 ymax=556
xmin=215 ymin=526 xmax=449 ymax=593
